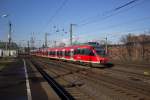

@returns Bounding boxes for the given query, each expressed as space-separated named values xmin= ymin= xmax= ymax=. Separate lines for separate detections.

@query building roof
xmin=0 ymin=42 xmax=18 ymax=50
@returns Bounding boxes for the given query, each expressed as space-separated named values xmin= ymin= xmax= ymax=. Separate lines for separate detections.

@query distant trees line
xmin=108 ymin=33 xmax=150 ymax=63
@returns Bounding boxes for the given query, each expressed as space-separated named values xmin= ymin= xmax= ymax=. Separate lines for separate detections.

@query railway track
xmin=103 ymin=67 xmax=150 ymax=82
xmin=114 ymin=62 xmax=150 ymax=70
xmin=34 ymin=57 xmax=150 ymax=100
xmin=31 ymin=59 xmax=93 ymax=100
xmin=28 ymin=59 xmax=75 ymax=100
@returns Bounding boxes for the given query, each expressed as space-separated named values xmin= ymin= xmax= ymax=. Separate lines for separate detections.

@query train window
xmin=60 ymin=51 xmax=62 ymax=56
xmin=74 ymin=49 xmax=77 ymax=55
xmin=53 ymin=51 xmax=55 ymax=55
xmin=61 ymin=51 xmax=63 ymax=56
xmin=62 ymin=51 xmax=63 ymax=56
xmin=58 ymin=51 xmax=59 ymax=56
xmin=64 ymin=51 xmax=71 ymax=56
xmin=59 ymin=51 xmax=60 ymax=56
xmin=54 ymin=51 xmax=56 ymax=56
xmin=48 ymin=51 xmax=50 ymax=55
xmin=59 ymin=51 xmax=61 ymax=56
xmin=81 ymin=49 xmax=85 ymax=55
xmin=67 ymin=51 xmax=69 ymax=56
xmin=57 ymin=51 xmax=59 ymax=56
xmin=66 ymin=51 xmax=70 ymax=56
xmin=77 ymin=49 xmax=80 ymax=54
xmin=63 ymin=51 xmax=64 ymax=56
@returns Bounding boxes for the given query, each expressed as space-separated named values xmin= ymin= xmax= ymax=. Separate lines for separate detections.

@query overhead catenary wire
xmin=78 ymin=0 xmax=143 ymax=27
xmin=81 ymin=15 xmax=150 ymax=35
xmin=103 ymin=26 xmax=150 ymax=40
xmin=75 ymin=25 xmax=150 ymax=43
xmin=113 ymin=0 xmax=139 ymax=11
xmin=75 ymin=15 xmax=150 ymax=43
xmin=40 ymin=0 xmax=68 ymax=33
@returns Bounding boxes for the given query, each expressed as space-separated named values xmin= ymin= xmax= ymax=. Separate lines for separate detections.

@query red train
xmin=31 ymin=44 xmax=111 ymax=67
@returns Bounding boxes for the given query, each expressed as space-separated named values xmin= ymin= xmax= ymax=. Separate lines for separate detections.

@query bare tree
xmin=120 ymin=33 xmax=134 ymax=61
xmin=139 ymin=34 xmax=150 ymax=61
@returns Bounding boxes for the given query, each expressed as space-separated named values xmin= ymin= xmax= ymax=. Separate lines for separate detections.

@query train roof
xmin=31 ymin=44 xmax=104 ymax=52
xmin=47 ymin=45 xmax=93 ymax=50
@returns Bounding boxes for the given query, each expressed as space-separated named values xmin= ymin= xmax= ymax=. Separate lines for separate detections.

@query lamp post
xmin=1 ymin=14 xmax=12 ymax=56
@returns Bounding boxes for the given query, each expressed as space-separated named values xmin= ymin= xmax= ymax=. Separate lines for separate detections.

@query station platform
xmin=0 ymin=58 xmax=60 ymax=100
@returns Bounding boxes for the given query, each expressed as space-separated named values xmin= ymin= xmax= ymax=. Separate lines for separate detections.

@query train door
xmin=55 ymin=49 xmax=57 ymax=58
xmin=84 ymin=49 xmax=90 ymax=62
xmin=70 ymin=49 xmax=74 ymax=61
xmin=80 ymin=49 xmax=85 ymax=62
xmin=62 ymin=49 xmax=65 ymax=59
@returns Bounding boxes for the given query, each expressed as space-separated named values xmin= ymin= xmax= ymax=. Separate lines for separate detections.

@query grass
xmin=0 ymin=57 xmax=16 ymax=71
xmin=0 ymin=62 xmax=8 ymax=71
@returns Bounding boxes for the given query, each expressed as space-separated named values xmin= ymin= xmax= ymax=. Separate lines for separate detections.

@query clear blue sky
xmin=0 ymin=0 xmax=150 ymax=46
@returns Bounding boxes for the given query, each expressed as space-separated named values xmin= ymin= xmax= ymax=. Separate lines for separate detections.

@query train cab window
xmin=84 ymin=49 xmax=94 ymax=56
xmin=89 ymin=51 xmax=94 ymax=56
xmin=96 ymin=49 xmax=106 ymax=57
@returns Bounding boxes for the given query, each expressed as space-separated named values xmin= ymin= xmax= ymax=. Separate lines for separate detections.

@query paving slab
xmin=0 ymin=59 xmax=27 ymax=100
xmin=0 ymin=58 xmax=60 ymax=100
xmin=26 ymin=59 xmax=60 ymax=100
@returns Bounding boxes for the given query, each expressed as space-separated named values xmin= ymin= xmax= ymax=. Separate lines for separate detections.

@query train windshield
xmin=95 ymin=49 xmax=106 ymax=57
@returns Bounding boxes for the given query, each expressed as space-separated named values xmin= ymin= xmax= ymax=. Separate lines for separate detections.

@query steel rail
xmin=30 ymin=60 xmax=75 ymax=100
